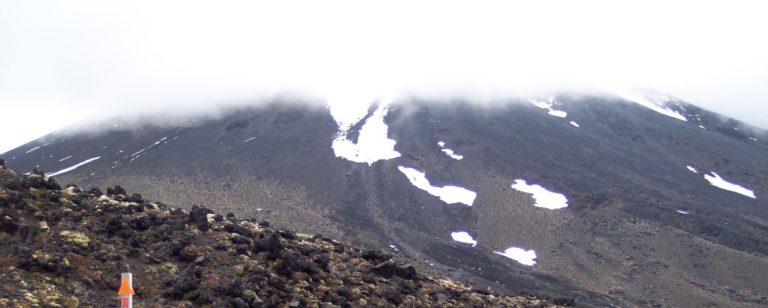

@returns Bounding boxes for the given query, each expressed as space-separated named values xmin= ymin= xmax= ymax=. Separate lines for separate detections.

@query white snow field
xmin=330 ymin=100 xmax=401 ymax=165
xmin=511 ymin=179 xmax=568 ymax=209
xmin=450 ymin=232 xmax=477 ymax=247
xmin=398 ymin=166 xmax=477 ymax=206
xmin=703 ymin=172 xmax=756 ymax=199
xmin=617 ymin=91 xmax=687 ymax=121
xmin=495 ymin=246 xmax=537 ymax=266
xmin=529 ymin=97 xmax=567 ymax=118
xmin=437 ymin=141 xmax=463 ymax=160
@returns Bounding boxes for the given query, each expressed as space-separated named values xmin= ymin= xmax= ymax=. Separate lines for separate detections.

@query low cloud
xmin=1 ymin=1 xmax=767 ymax=152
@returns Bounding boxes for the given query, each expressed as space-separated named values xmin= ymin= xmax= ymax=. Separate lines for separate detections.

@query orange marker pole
xmin=117 ymin=272 xmax=135 ymax=308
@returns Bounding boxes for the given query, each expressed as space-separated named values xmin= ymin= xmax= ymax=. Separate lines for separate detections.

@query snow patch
xmin=58 ymin=156 xmax=72 ymax=162
xmin=617 ymin=91 xmax=687 ymax=121
xmin=703 ymin=172 xmax=756 ymax=199
xmin=332 ymin=103 xmax=401 ymax=165
xmin=243 ymin=137 xmax=258 ymax=143
xmin=450 ymin=232 xmax=477 ymax=247
xmin=529 ymin=97 xmax=567 ymax=118
xmin=495 ymin=247 xmax=537 ymax=266
xmin=698 ymin=125 xmax=706 ymax=129
xmin=437 ymin=141 xmax=463 ymax=160
xmin=46 ymin=157 xmax=101 ymax=177
xmin=676 ymin=210 xmax=690 ymax=215
xmin=441 ymin=149 xmax=464 ymax=160
xmin=511 ymin=179 xmax=568 ymax=210
xmin=25 ymin=146 xmax=41 ymax=154
xmin=388 ymin=245 xmax=399 ymax=251
xmin=686 ymin=166 xmax=698 ymax=174
xmin=569 ymin=121 xmax=580 ymax=128
xmin=398 ymin=166 xmax=476 ymax=206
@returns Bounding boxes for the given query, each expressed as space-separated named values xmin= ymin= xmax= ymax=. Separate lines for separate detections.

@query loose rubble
xmin=0 ymin=165 xmax=567 ymax=307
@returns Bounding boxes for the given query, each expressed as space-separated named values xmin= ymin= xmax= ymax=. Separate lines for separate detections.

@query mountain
xmin=3 ymin=92 xmax=768 ymax=307
xmin=0 ymin=164 xmax=567 ymax=307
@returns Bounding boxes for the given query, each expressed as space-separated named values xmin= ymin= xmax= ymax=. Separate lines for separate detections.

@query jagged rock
xmin=88 ymin=187 xmax=103 ymax=197
xmin=0 ymin=215 xmax=19 ymax=233
xmin=254 ymin=232 xmax=282 ymax=260
xmin=126 ymin=193 xmax=144 ymax=203
xmin=59 ymin=231 xmax=90 ymax=248
xmin=189 ymin=205 xmax=213 ymax=232
xmin=130 ymin=217 xmax=151 ymax=231
xmin=362 ymin=249 xmax=392 ymax=264
xmin=106 ymin=185 xmax=126 ymax=196
xmin=371 ymin=261 xmax=418 ymax=280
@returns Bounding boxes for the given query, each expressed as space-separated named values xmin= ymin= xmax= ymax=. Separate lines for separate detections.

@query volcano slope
xmin=4 ymin=94 xmax=768 ymax=307
xmin=0 ymin=164 xmax=566 ymax=307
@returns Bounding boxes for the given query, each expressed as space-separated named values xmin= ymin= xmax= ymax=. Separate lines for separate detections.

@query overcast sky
xmin=1 ymin=0 xmax=767 ymax=153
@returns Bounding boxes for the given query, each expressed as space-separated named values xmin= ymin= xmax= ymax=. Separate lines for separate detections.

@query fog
xmin=1 ymin=1 xmax=767 ymax=153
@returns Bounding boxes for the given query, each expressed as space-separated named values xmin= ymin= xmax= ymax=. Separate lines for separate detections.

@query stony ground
xmin=0 ymin=161 xmax=569 ymax=307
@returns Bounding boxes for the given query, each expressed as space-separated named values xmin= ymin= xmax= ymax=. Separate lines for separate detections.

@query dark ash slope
xmin=4 ymin=96 xmax=768 ymax=307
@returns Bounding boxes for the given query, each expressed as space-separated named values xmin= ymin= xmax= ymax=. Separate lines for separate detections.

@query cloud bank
xmin=1 ymin=0 xmax=767 ymax=153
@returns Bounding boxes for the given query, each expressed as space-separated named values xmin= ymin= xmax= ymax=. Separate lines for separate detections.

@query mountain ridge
xmin=3 ymin=94 xmax=768 ymax=306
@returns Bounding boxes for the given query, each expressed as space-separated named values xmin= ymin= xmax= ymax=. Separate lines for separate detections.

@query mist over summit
xmin=2 ymin=1 xmax=767 ymax=306
xmin=2 ymin=1 xmax=768 ymax=153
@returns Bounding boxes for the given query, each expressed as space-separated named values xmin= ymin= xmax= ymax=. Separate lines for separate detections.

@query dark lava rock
xmin=106 ymin=185 xmax=127 ymax=196
xmin=362 ymin=249 xmax=392 ymax=263
xmin=254 ymin=232 xmax=283 ymax=260
xmin=88 ymin=187 xmax=103 ymax=197
xmin=371 ymin=261 xmax=418 ymax=280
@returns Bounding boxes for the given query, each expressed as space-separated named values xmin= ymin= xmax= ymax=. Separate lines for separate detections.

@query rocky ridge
xmin=0 ymin=160 xmax=569 ymax=307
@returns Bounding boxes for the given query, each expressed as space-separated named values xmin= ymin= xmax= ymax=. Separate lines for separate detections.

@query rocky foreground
xmin=0 ymin=160 xmax=570 ymax=307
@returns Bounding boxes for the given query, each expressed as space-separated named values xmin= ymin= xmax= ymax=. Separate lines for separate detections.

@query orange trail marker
xmin=118 ymin=272 xmax=135 ymax=308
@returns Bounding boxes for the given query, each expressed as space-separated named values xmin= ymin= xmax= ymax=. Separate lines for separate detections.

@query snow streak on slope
xmin=495 ymin=247 xmax=537 ymax=266
xmin=129 ymin=137 xmax=168 ymax=159
xmin=46 ymin=157 xmax=101 ymax=177
xmin=331 ymin=101 xmax=401 ymax=165
xmin=451 ymin=232 xmax=477 ymax=247
xmin=686 ymin=166 xmax=698 ymax=174
xmin=511 ymin=179 xmax=568 ymax=210
xmin=617 ymin=91 xmax=687 ymax=121
xmin=398 ymin=166 xmax=476 ymax=206
xmin=569 ymin=121 xmax=580 ymax=128
xmin=703 ymin=172 xmax=756 ymax=199
xmin=437 ymin=141 xmax=463 ymax=160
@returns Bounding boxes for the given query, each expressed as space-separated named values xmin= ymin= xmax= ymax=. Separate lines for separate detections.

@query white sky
xmin=1 ymin=0 xmax=767 ymax=153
